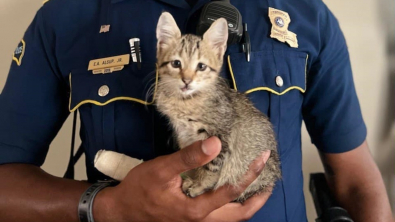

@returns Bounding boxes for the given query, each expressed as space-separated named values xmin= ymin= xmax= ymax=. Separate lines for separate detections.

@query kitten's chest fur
xmin=156 ymin=82 xmax=234 ymax=148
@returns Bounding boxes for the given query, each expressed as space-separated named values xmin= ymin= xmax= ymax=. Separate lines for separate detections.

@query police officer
xmin=0 ymin=0 xmax=393 ymax=222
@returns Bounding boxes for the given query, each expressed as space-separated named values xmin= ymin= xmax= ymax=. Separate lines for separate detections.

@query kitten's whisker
xmin=145 ymin=84 xmax=156 ymax=103
xmin=143 ymin=75 xmax=159 ymax=97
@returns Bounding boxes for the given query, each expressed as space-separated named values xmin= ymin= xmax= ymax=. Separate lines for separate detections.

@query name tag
xmin=92 ymin=66 xmax=125 ymax=74
xmin=88 ymin=54 xmax=130 ymax=74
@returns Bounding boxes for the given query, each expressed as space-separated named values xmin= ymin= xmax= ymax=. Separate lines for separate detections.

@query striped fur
xmin=155 ymin=12 xmax=281 ymax=202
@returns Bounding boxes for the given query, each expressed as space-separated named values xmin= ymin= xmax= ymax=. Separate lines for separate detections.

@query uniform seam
xmin=266 ymin=1 xmax=288 ymax=219
xmin=287 ymin=193 xmax=307 ymax=221
xmin=0 ymin=141 xmax=30 ymax=152
xmin=278 ymin=91 xmax=289 ymax=222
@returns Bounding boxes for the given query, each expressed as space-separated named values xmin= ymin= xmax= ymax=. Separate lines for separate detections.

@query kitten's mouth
xmin=180 ymin=85 xmax=196 ymax=96
xmin=181 ymin=86 xmax=191 ymax=92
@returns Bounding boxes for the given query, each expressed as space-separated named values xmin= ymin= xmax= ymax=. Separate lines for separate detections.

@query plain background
xmin=0 ymin=0 xmax=394 ymax=220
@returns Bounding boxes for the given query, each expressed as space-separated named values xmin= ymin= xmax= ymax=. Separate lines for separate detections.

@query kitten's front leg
xmin=182 ymin=167 xmax=220 ymax=197
xmin=177 ymin=125 xmax=210 ymax=149
xmin=182 ymin=152 xmax=226 ymax=197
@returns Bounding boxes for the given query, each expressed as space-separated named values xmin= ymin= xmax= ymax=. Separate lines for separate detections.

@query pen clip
xmin=241 ymin=23 xmax=251 ymax=62
xmin=129 ymin=38 xmax=142 ymax=70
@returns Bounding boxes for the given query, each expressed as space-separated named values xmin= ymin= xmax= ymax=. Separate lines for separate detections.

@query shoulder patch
xmin=43 ymin=0 xmax=50 ymax=5
xmin=12 ymin=39 xmax=25 ymax=66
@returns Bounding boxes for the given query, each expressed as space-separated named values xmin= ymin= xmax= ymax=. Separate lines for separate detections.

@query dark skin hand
xmin=0 ymin=137 xmax=272 ymax=222
xmin=320 ymin=140 xmax=394 ymax=222
xmin=94 ymin=137 xmax=272 ymax=222
xmin=202 ymin=188 xmax=273 ymax=222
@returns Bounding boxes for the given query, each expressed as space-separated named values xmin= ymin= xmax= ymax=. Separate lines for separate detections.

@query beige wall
xmin=1 ymin=0 xmax=394 ymax=221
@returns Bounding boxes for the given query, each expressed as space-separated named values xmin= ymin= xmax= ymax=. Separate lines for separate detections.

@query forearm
xmin=328 ymin=172 xmax=394 ymax=222
xmin=321 ymin=141 xmax=394 ymax=222
xmin=0 ymin=164 xmax=90 ymax=222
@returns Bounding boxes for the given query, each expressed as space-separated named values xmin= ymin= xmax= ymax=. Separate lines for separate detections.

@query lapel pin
xmin=99 ymin=25 xmax=111 ymax=33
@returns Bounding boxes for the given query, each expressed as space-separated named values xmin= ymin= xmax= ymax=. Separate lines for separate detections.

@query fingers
xmin=241 ymin=188 xmax=272 ymax=213
xmin=195 ymin=150 xmax=271 ymax=213
xmin=201 ymin=203 xmax=243 ymax=222
xmin=163 ymin=137 xmax=221 ymax=178
xmin=202 ymin=190 xmax=273 ymax=222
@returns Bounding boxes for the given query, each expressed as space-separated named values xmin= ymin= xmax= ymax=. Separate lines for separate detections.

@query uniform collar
xmin=111 ymin=0 xmax=191 ymax=9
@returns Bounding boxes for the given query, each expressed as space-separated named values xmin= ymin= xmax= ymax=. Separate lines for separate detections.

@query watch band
xmin=78 ymin=180 xmax=119 ymax=222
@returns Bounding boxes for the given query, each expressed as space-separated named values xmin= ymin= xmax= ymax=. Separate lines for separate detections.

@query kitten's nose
xmin=182 ymin=78 xmax=192 ymax=85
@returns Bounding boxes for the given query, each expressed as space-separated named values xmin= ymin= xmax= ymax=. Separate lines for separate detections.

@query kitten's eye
xmin=197 ymin=63 xmax=207 ymax=71
xmin=171 ymin=60 xmax=182 ymax=68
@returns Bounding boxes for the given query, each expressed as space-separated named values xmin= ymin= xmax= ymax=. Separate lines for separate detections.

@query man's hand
xmin=94 ymin=137 xmax=271 ymax=222
xmin=202 ymin=189 xmax=272 ymax=222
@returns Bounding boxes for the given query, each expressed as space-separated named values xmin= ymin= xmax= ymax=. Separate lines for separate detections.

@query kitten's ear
xmin=203 ymin=18 xmax=229 ymax=59
xmin=156 ymin=12 xmax=181 ymax=51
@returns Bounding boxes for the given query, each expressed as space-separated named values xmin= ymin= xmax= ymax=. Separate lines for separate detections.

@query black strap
xmin=310 ymin=173 xmax=354 ymax=222
xmin=64 ymin=111 xmax=84 ymax=179
xmin=78 ymin=180 xmax=119 ymax=222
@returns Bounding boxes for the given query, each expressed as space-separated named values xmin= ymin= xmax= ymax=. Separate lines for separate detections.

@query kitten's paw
xmin=182 ymin=178 xmax=194 ymax=194
xmin=182 ymin=180 xmax=210 ymax=198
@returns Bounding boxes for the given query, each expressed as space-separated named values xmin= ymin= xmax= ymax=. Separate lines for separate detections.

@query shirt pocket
xmin=68 ymin=62 xmax=159 ymax=171
xmin=227 ymin=50 xmax=308 ymax=156
xmin=68 ymin=62 xmax=157 ymax=112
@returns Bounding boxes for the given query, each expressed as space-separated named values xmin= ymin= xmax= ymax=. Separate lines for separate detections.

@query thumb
xmin=165 ymin=137 xmax=221 ymax=178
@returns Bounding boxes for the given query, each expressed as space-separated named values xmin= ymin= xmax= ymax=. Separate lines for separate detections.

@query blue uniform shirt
xmin=0 ymin=0 xmax=367 ymax=221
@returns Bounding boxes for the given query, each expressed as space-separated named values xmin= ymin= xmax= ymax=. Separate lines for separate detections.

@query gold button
xmin=98 ymin=85 xmax=109 ymax=97
xmin=275 ymin=76 xmax=284 ymax=87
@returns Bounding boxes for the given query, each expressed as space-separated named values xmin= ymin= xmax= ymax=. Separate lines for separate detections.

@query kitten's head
xmin=156 ymin=12 xmax=228 ymax=97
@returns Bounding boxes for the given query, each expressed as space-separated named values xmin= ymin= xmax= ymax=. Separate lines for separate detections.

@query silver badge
xmin=274 ymin=17 xmax=284 ymax=27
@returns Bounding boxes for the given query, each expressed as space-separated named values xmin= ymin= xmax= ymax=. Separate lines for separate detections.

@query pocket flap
xmin=228 ymin=51 xmax=308 ymax=95
xmin=68 ymin=63 xmax=157 ymax=112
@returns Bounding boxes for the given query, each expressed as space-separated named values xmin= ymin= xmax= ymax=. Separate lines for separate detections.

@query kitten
xmin=155 ymin=12 xmax=281 ymax=202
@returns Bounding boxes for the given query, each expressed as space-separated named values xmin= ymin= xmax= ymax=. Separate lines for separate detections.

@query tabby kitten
xmin=155 ymin=12 xmax=281 ymax=202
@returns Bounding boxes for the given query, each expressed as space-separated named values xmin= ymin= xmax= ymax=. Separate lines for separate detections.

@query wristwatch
xmin=78 ymin=180 xmax=119 ymax=222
